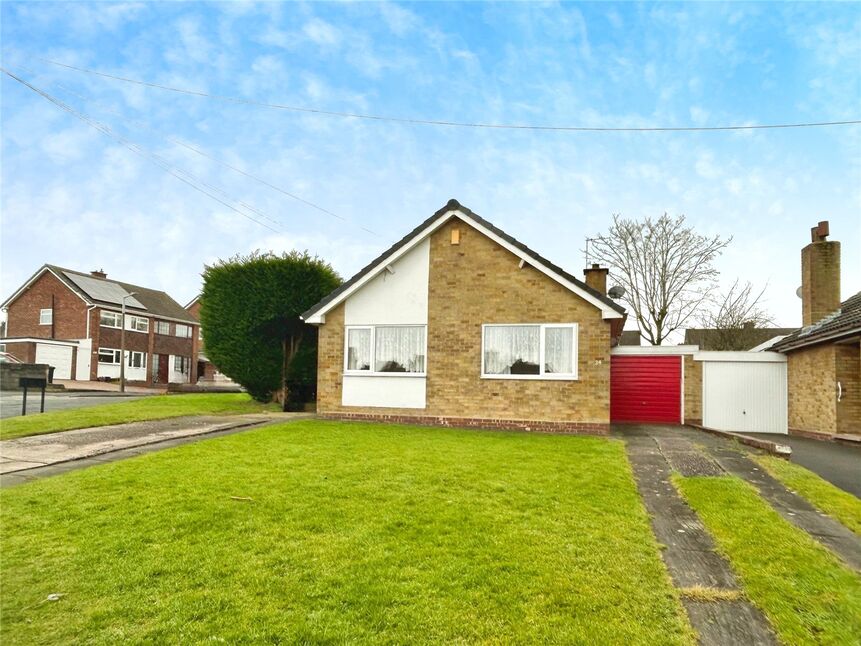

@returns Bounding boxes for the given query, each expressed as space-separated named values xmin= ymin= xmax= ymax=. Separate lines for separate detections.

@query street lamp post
xmin=119 ymin=293 xmax=137 ymax=393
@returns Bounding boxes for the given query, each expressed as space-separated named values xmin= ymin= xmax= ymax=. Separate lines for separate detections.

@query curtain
xmin=545 ymin=327 xmax=573 ymax=373
xmin=375 ymin=326 xmax=425 ymax=373
xmin=347 ymin=328 xmax=371 ymax=370
xmin=484 ymin=325 xmax=540 ymax=374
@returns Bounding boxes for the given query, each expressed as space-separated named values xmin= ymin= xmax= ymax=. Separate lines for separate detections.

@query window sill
xmin=481 ymin=374 xmax=579 ymax=381
xmin=343 ymin=372 xmax=427 ymax=378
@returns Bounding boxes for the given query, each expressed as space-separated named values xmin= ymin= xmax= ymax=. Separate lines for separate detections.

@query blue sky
xmin=2 ymin=1 xmax=859 ymax=330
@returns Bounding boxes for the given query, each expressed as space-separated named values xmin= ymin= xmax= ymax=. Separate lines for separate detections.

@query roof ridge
xmin=301 ymin=199 xmax=626 ymax=321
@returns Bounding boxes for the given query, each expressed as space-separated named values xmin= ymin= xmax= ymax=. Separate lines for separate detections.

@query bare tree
xmin=698 ymin=280 xmax=775 ymax=350
xmin=589 ymin=213 xmax=731 ymax=345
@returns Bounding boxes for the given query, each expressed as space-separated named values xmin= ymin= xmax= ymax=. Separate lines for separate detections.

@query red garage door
xmin=611 ymin=355 xmax=681 ymax=423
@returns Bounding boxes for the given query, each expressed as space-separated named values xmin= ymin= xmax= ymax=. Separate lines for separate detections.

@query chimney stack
xmin=90 ymin=269 xmax=107 ymax=279
xmin=801 ymin=221 xmax=840 ymax=326
xmin=583 ymin=263 xmax=609 ymax=295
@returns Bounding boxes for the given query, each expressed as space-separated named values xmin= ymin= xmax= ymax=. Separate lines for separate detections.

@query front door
xmin=152 ymin=354 xmax=169 ymax=384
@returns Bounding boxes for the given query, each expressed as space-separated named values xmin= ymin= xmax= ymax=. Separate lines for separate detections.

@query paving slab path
xmin=0 ymin=413 xmax=313 ymax=487
xmin=617 ymin=425 xmax=777 ymax=646
xmin=704 ymin=443 xmax=861 ymax=572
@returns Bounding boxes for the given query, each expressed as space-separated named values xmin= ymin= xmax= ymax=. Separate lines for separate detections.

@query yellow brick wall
xmin=787 ymin=345 xmax=837 ymax=435
xmin=316 ymin=217 xmax=614 ymax=429
xmin=683 ymin=355 xmax=702 ymax=425
xmin=835 ymin=341 xmax=860 ymax=435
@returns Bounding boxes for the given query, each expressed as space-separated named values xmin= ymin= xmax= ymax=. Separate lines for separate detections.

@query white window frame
xmin=100 ymin=311 xmax=122 ymax=329
xmin=343 ymin=324 xmax=427 ymax=377
xmin=127 ymin=351 xmax=147 ymax=369
xmin=155 ymin=321 xmax=170 ymax=335
xmin=126 ymin=315 xmax=149 ymax=333
xmin=39 ymin=308 xmax=53 ymax=325
xmin=481 ymin=323 xmax=579 ymax=380
xmin=98 ymin=347 xmax=122 ymax=365
xmin=174 ymin=355 xmax=190 ymax=373
xmin=175 ymin=324 xmax=193 ymax=339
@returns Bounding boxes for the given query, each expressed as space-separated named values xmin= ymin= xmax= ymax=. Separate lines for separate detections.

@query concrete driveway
xmin=0 ymin=391 xmax=149 ymax=419
xmin=756 ymin=434 xmax=861 ymax=497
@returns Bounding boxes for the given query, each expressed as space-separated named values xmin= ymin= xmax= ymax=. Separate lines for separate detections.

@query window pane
xmin=346 ymin=328 xmax=371 ymax=370
xmin=484 ymin=326 xmax=540 ymax=375
xmin=374 ymin=326 xmax=425 ymax=373
xmin=40 ymin=309 xmax=52 ymax=325
xmin=545 ymin=327 xmax=574 ymax=374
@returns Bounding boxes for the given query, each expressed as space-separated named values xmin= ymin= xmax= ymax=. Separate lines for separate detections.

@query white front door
xmin=35 ymin=343 xmax=74 ymax=379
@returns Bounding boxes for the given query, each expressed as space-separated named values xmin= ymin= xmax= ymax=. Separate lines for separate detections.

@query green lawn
xmin=676 ymin=475 xmax=861 ymax=646
xmin=753 ymin=454 xmax=861 ymax=535
xmin=0 ymin=393 xmax=278 ymax=440
xmin=1 ymin=421 xmax=694 ymax=644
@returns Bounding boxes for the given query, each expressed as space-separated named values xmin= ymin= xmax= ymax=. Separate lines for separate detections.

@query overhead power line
xmin=1 ymin=67 xmax=281 ymax=233
xmin=31 ymin=70 xmax=379 ymax=237
xmin=36 ymin=57 xmax=861 ymax=132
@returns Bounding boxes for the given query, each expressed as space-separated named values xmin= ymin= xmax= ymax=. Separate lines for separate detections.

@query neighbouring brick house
xmin=184 ymin=294 xmax=235 ymax=385
xmin=1 ymin=265 xmax=199 ymax=385
xmin=301 ymin=200 xmax=627 ymax=434
xmin=772 ymin=222 xmax=860 ymax=437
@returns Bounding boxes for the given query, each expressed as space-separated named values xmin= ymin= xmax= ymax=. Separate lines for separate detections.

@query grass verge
xmin=676 ymin=475 xmax=861 ymax=646
xmin=0 ymin=393 xmax=278 ymax=440
xmin=1 ymin=421 xmax=694 ymax=644
xmin=753 ymin=454 xmax=861 ymax=535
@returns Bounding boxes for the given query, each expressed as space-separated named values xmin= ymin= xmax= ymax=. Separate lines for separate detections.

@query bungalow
xmin=1 ymin=265 xmax=199 ymax=385
xmin=302 ymin=199 xmax=627 ymax=434
xmin=772 ymin=222 xmax=860 ymax=437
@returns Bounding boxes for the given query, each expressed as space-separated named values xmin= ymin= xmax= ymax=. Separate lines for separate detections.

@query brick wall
xmin=787 ymin=345 xmax=837 ymax=435
xmin=835 ymin=341 xmax=860 ymax=435
xmin=683 ymin=355 xmax=702 ymax=425
xmin=317 ymin=218 xmax=615 ymax=430
xmin=5 ymin=270 xmax=88 ymax=340
xmin=2 ymin=341 xmax=36 ymax=363
xmin=801 ymin=240 xmax=840 ymax=326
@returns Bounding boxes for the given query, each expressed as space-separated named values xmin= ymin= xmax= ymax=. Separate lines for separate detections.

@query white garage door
xmin=35 ymin=343 xmax=73 ymax=380
xmin=703 ymin=360 xmax=787 ymax=434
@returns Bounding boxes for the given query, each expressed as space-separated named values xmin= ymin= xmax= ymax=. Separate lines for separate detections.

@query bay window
xmin=344 ymin=325 xmax=426 ymax=375
xmin=482 ymin=324 xmax=578 ymax=379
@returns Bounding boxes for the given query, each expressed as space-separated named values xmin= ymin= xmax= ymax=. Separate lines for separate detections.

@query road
xmin=0 ymin=391 xmax=149 ymax=419
xmin=757 ymin=433 xmax=861 ymax=497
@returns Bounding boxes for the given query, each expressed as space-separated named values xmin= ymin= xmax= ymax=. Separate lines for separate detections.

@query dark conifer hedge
xmin=200 ymin=250 xmax=340 ymax=404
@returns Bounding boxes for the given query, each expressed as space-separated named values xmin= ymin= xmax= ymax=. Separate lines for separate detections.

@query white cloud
xmin=303 ymin=18 xmax=341 ymax=47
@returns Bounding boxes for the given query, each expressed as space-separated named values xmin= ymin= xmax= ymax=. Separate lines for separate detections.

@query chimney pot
xmin=811 ymin=220 xmax=830 ymax=242
xmin=90 ymin=269 xmax=107 ymax=279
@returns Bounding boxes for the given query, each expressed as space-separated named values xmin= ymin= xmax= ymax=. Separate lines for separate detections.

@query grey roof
xmin=619 ymin=330 xmax=642 ymax=346
xmin=45 ymin=265 xmax=198 ymax=323
xmin=772 ymin=291 xmax=861 ymax=352
xmin=63 ymin=272 xmax=147 ymax=309
xmin=302 ymin=199 xmax=626 ymax=321
xmin=684 ymin=327 xmax=798 ymax=351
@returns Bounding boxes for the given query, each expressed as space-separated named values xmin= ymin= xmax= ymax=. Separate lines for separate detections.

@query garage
xmin=701 ymin=353 xmax=788 ymax=434
xmin=611 ymin=354 xmax=682 ymax=423
xmin=35 ymin=342 xmax=74 ymax=380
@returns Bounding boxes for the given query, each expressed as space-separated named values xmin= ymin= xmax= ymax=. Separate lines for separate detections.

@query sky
xmin=1 ymin=1 xmax=859 ymax=332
